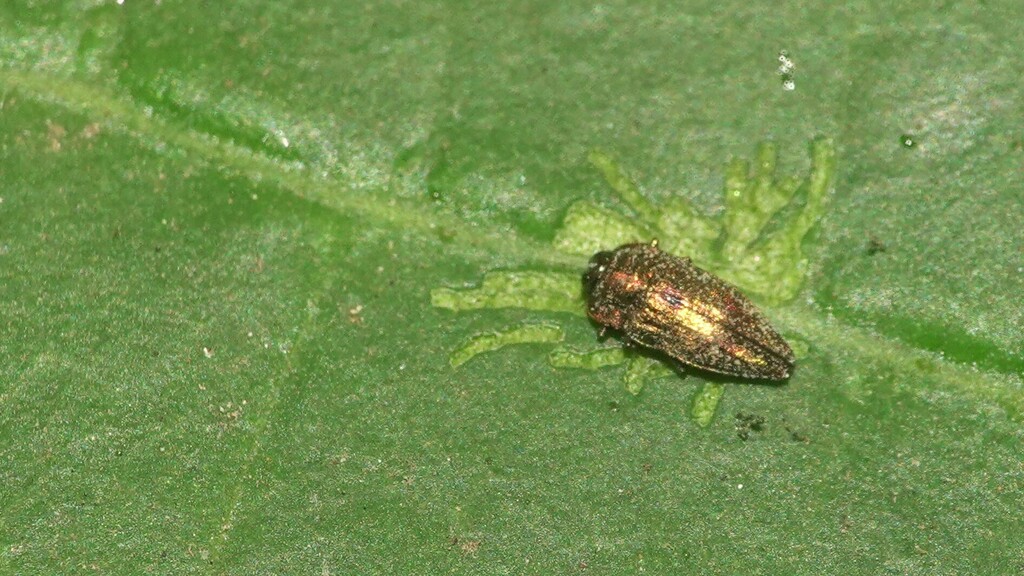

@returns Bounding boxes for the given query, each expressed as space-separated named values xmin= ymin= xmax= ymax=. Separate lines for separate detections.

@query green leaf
xmin=2 ymin=3 xmax=1022 ymax=574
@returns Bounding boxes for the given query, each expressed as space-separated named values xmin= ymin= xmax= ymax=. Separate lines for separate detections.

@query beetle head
xmin=584 ymin=250 xmax=614 ymax=296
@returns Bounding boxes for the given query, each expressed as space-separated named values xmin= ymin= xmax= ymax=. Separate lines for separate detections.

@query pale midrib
xmin=0 ymin=69 xmax=580 ymax=270
xmin=4 ymin=69 xmax=1020 ymax=419
xmin=774 ymin=307 xmax=1023 ymax=417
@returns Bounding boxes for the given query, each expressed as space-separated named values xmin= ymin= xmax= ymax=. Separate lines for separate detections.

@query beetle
xmin=583 ymin=240 xmax=794 ymax=380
